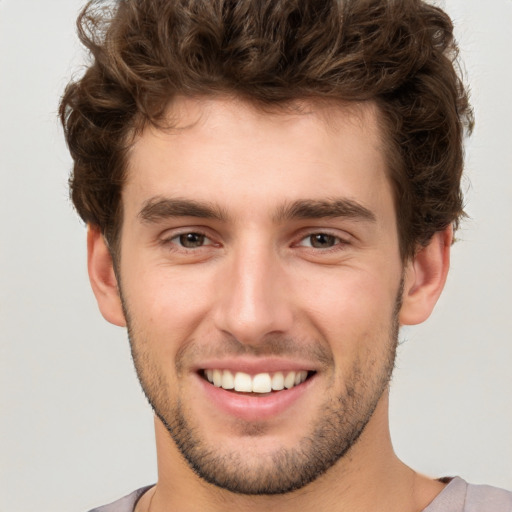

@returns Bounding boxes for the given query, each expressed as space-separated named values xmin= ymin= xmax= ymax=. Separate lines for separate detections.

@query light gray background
xmin=1 ymin=1 xmax=511 ymax=511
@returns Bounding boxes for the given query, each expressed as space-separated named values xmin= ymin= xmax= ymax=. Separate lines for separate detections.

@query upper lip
xmin=192 ymin=357 xmax=320 ymax=375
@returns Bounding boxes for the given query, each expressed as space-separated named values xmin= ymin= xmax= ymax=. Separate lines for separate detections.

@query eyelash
xmin=294 ymin=232 xmax=350 ymax=251
xmin=160 ymin=229 xmax=350 ymax=254
xmin=162 ymin=230 xmax=216 ymax=251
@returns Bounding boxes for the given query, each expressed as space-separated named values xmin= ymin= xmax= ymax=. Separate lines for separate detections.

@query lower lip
xmin=195 ymin=373 xmax=316 ymax=422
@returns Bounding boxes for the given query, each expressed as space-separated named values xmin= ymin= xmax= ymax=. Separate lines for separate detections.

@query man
xmin=60 ymin=0 xmax=511 ymax=510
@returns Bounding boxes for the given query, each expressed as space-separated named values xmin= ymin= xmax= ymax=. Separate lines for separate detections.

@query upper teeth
xmin=204 ymin=370 xmax=309 ymax=393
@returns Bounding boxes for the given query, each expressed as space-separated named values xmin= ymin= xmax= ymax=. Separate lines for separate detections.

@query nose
xmin=212 ymin=242 xmax=294 ymax=346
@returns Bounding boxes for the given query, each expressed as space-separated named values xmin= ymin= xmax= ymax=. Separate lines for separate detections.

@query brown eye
xmin=179 ymin=233 xmax=206 ymax=248
xmin=308 ymin=233 xmax=337 ymax=248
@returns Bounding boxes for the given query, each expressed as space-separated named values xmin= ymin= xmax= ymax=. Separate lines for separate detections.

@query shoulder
xmin=425 ymin=477 xmax=512 ymax=512
xmin=465 ymin=480 xmax=512 ymax=512
xmin=87 ymin=485 xmax=154 ymax=512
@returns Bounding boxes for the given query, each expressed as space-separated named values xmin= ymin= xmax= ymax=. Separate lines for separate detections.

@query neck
xmin=142 ymin=393 xmax=444 ymax=512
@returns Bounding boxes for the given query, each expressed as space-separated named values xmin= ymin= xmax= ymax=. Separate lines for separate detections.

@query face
xmin=114 ymin=97 xmax=405 ymax=494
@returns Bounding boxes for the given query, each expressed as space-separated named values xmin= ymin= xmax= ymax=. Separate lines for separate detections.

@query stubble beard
xmin=121 ymin=284 xmax=402 ymax=496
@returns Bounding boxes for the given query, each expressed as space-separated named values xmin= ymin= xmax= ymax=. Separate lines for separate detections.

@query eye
xmin=299 ymin=233 xmax=344 ymax=249
xmin=171 ymin=232 xmax=212 ymax=249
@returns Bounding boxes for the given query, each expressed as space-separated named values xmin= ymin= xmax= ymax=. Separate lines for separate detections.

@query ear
xmin=399 ymin=226 xmax=452 ymax=325
xmin=87 ymin=225 xmax=126 ymax=327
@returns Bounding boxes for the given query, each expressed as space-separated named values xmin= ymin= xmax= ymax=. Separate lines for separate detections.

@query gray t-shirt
xmin=88 ymin=477 xmax=512 ymax=512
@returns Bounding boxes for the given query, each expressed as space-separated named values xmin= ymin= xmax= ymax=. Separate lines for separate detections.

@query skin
xmin=88 ymin=96 xmax=451 ymax=511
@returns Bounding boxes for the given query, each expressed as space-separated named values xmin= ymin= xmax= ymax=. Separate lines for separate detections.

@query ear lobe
xmin=399 ymin=226 xmax=452 ymax=326
xmin=87 ymin=225 xmax=126 ymax=327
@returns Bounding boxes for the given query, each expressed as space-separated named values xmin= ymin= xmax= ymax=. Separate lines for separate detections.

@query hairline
xmin=105 ymin=93 xmax=423 ymax=263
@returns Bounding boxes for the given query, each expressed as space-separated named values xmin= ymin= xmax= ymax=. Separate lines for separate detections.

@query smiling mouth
xmin=201 ymin=369 xmax=316 ymax=394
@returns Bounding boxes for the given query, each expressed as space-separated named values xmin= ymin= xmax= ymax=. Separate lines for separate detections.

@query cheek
xmin=123 ymin=265 xmax=217 ymax=338
xmin=295 ymin=267 xmax=400 ymax=351
xmin=304 ymin=265 xmax=397 ymax=311
xmin=121 ymin=270 xmax=217 ymax=391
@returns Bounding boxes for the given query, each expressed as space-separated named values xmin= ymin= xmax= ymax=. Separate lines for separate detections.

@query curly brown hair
xmin=60 ymin=0 xmax=473 ymax=260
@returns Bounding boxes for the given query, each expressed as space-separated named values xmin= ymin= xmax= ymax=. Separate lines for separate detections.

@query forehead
xmin=124 ymin=96 xmax=394 ymax=224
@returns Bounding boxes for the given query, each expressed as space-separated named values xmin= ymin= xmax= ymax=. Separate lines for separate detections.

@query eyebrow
xmin=138 ymin=196 xmax=376 ymax=225
xmin=273 ymin=198 xmax=376 ymax=223
xmin=138 ymin=197 xmax=228 ymax=223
